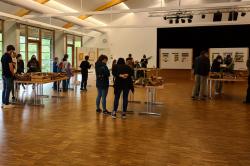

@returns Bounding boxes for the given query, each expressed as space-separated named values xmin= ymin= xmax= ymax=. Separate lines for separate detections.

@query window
xmin=66 ymin=34 xmax=82 ymax=68
xmin=41 ymin=30 xmax=53 ymax=72
xmin=19 ymin=24 xmax=54 ymax=72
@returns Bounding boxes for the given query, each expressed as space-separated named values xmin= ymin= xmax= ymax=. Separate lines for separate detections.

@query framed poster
xmin=160 ymin=48 xmax=193 ymax=69
xmin=209 ymin=48 xmax=249 ymax=70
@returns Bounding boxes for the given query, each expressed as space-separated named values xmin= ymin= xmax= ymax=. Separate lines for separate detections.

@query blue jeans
xmin=2 ymin=76 xmax=13 ymax=105
xmin=96 ymin=87 xmax=109 ymax=111
xmin=63 ymin=79 xmax=70 ymax=91
xmin=113 ymin=88 xmax=130 ymax=113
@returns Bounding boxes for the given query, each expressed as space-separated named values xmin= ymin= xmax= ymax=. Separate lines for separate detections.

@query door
xmin=67 ymin=45 xmax=74 ymax=66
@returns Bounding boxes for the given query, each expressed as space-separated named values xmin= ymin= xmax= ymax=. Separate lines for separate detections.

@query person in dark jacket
xmin=27 ymin=55 xmax=40 ymax=73
xmin=16 ymin=54 xmax=25 ymax=90
xmin=244 ymin=57 xmax=250 ymax=104
xmin=111 ymin=58 xmax=134 ymax=119
xmin=224 ymin=54 xmax=234 ymax=73
xmin=52 ymin=57 xmax=59 ymax=90
xmin=192 ymin=50 xmax=210 ymax=100
xmin=211 ymin=55 xmax=223 ymax=94
xmin=80 ymin=56 xmax=91 ymax=91
xmin=16 ymin=54 xmax=24 ymax=74
xmin=95 ymin=54 xmax=111 ymax=114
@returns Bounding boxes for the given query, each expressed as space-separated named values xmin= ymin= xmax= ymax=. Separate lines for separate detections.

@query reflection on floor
xmin=0 ymin=78 xmax=250 ymax=166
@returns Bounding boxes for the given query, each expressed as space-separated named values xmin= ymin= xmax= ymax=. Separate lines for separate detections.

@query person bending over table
xmin=111 ymin=58 xmax=134 ymax=119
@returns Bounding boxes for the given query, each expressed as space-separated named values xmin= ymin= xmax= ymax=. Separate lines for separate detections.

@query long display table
xmin=208 ymin=77 xmax=247 ymax=99
xmin=14 ymin=77 xmax=68 ymax=106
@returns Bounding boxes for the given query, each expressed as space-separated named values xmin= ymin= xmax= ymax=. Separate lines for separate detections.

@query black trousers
xmin=246 ymin=75 xmax=250 ymax=102
xmin=81 ymin=72 xmax=88 ymax=89
xmin=113 ymin=88 xmax=130 ymax=113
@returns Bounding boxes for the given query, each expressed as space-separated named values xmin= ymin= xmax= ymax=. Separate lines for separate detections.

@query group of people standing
xmin=52 ymin=54 xmax=73 ymax=91
xmin=192 ymin=50 xmax=250 ymax=104
xmin=94 ymin=55 xmax=134 ymax=119
xmin=1 ymin=45 xmax=41 ymax=109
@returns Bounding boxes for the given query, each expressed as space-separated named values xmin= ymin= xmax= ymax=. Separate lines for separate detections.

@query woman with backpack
xmin=95 ymin=55 xmax=111 ymax=115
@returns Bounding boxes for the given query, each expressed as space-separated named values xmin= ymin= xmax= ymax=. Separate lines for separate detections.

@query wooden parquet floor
xmin=0 ymin=78 xmax=250 ymax=166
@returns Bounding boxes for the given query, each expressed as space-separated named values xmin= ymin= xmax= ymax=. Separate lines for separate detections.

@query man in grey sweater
xmin=244 ymin=57 xmax=250 ymax=104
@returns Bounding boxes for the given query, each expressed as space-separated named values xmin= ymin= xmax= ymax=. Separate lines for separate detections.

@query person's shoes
xmin=111 ymin=111 xmax=117 ymax=119
xmin=192 ymin=96 xmax=197 ymax=100
xmin=96 ymin=108 xmax=102 ymax=113
xmin=121 ymin=113 xmax=126 ymax=119
xmin=12 ymin=97 xmax=16 ymax=101
xmin=2 ymin=104 xmax=15 ymax=109
xmin=243 ymin=101 xmax=250 ymax=104
xmin=103 ymin=110 xmax=111 ymax=115
xmin=84 ymin=89 xmax=87 ymax=91
xmin=80 ymin=88 xmax=84 ymax=91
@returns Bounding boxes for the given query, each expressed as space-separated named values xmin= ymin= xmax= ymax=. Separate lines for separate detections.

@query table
xmin=14 ymin=77 xmax=68 ymax=106
xmin=136 ymin=85 xmax=164 ymax=116
xmin=208 ymin=78 xmax=247 ymax=99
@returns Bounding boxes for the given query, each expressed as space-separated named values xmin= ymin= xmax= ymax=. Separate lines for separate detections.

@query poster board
xmin=76 ymin=47 xmax=98 ymax=70
xmin=209 ymin=48 xmax=249 ymax=70
xmin=76 ymin=47 xmax=112 ymax=70
xmin=160 ymin=48 xmax=193 ymax=69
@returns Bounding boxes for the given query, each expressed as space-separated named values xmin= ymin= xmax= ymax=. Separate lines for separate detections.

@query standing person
xmin=16 ymin=54 xmax=25 ymax=90
xmin=95 ymin=54 xmax=111 ymax=114
xmin=80 ymin=56 xmax=91 ymax=91
xmin=140 ymin=54 xmax=151 ymax=68
xmin=27 ymin=55 xmax=40 ymax=89
xmin=112 ymin=59 xmax=117 ymax=84
xmin=224 ymin=54 xmax=234 ymax=73
xmin=16 ymin=54 xmax=24 ymax=74
xmin=61 ymin=54 xmax=73 ymax=91
xmin=126 ymin=53 xmax=134 ymax=62
xmin=111 ymin=58 xmax=134 ymax=119
xmin=211 ymin=55 xmax=223 ymax=95
xmin=244 ymin=56 xmax=250 ymax=104
xmin=27 ymin=55 xmax=40 ymax=73
xmin=53 ymin=57 xmax=59 ymax=91
xmin=11 ymin=52 xmax=17 ymax=101
xmin=126 ymin=54 xmax=134 ymax=69
xmin=192 ymin=50 xmax=210 ymax=100
xmin=1 ymin=45 xmax=15 ymax=109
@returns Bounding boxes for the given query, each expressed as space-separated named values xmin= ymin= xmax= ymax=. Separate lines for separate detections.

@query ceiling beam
xmin=63 ymin=0 xmax=128 ymax=29
xmin=23 ymin=1 xmax=250 ymax=19
xmin=15 ymin=0 xmax=50 ymax=17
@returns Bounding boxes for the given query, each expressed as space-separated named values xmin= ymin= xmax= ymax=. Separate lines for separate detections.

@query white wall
xmin=108 ymin=28 xmax=157 ymax=67
xmin=3 ymin=21 xmax=18 ymax=52
xmin=83 ymin=10 xmax=250 ymax=68
xmin=54 ymin=31 xmax=65 ymax=60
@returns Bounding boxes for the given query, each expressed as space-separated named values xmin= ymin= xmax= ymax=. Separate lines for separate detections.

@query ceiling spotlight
xmin=175 ymin=19 xmax=179 ymax=24
xmin=169 ymin=19 xmax=173 ymax=24
xmin=188 ymin=19 xmax=192 ymax=23
xmin=228 ymin=11 xmax=238 ymax=21
xmin=163 ymin=16 xmax=167 ymax=20
xmin=181 ymin=19 xmax=185 ymax=23
xmin=213 ymin=11 xmax=222 ymax=22
xmin=202 ymin=14 xmax=206 ymax=19
xmin=241 ymin=12 xmax=246 ymax=17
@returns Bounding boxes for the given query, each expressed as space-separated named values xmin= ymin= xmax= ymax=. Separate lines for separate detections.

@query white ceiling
xmin=0 ymin=0 xmax=249 ymax=36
